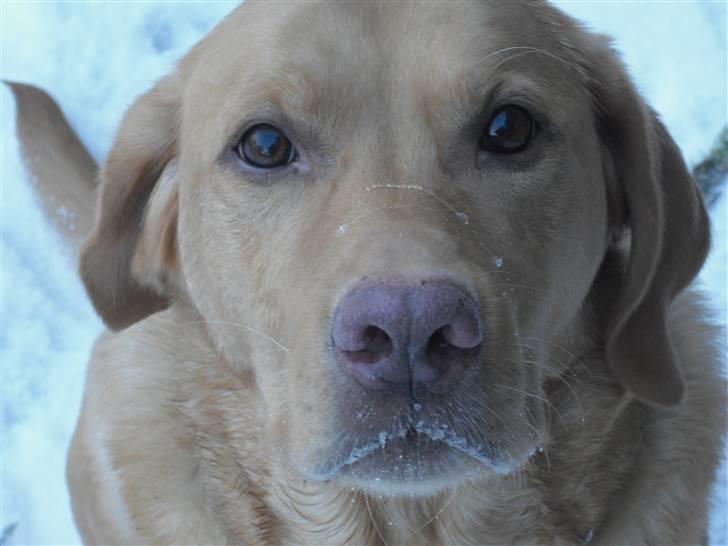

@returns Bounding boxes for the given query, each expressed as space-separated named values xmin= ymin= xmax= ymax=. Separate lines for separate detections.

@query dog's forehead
xmin=196 ymin=1 xmax=564 ymax=76
xmin=182 ymin=1 xmax=582 ymax=145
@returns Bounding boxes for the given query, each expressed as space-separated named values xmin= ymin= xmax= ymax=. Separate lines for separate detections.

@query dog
xmin=9 ymin=1 xmax=725 ymax=544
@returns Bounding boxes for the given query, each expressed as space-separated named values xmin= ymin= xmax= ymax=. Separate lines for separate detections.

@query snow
xmin=1 ymin=2 xmax=725 ymax=544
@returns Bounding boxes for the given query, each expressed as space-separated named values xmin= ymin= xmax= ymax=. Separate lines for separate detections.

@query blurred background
xmin=1 ymin=2 xmax=726 ymax=544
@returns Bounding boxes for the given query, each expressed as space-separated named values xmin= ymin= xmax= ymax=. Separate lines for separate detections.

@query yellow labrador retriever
xmin=10 ymin=1 xmax=725 ymax=544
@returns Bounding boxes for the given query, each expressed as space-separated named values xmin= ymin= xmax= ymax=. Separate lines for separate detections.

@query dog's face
xmin=177 ymin=1 xmax=609 ymax=491
xmin=80 ymin=1 xmax=708 ymax=496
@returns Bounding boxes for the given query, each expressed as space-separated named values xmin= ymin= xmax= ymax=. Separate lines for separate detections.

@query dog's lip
xmin=324 ymin=422 xmax=518 ymax=479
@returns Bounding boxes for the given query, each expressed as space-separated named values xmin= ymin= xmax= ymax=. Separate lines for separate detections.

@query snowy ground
xmin=1 ymin=2 xmax=725 ymax=545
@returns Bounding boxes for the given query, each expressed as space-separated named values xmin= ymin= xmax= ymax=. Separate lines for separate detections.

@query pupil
xmin=254 ymin=129 xmax=281 ymax=158
xmin=480 ymin=105 xmax=533 ymax=153
xmin=487 ymin=107 xmax=531 ymax=151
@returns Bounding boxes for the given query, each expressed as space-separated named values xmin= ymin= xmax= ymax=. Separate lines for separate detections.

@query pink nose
xmin=331 ymin=279 xmax=483 ymax=393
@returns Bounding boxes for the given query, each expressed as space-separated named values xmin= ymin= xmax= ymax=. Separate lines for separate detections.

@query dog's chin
xmin=302 ymin=431 xmax=537 ymax=497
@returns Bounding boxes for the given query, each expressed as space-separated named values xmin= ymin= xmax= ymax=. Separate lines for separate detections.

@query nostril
xmin=427 ymin=324 xmax=480 ymax=357
xmin=427 ymin=323 xmax=482 ymax=383
xmin=427 ymin=327 xmax=453 ymax=353
xmin=344 ymin=326 xmax=392 ymax=364
xmin=442 ymin=299 xmax=483 ymax=349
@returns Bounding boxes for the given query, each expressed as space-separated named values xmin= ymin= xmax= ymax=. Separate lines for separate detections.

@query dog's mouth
xmin=339 ymin=426 xmax=513 ymax=474
xmin=309 ymin=410 xmax=541 ymax=493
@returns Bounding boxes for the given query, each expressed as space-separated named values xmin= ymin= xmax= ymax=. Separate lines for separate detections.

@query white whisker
xmin=409 ymin=488 xmax=458 ymax=537
xmin=364 ymin=492 xmax=388 ymax=546
xmin=367 ymin=184 xmax=469 ymax=224
xmin=176 ymin=319 xmax=290 ymax=352
xmin=495 ymin=383 xmax=568 ymax=431
xmin=484 ymin=46 xmax=585 ymax=76
xmin=518 ymin=336 xmax=582 ymax=365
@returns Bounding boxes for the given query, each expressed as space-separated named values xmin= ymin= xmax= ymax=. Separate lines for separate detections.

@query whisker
xmin=510 ymin=358 xmax=586 ymax=404
xmin=365 ymin=492 xmax=388 ymax=546
xmin=367 ymin=184 xmax=468 ymax=224
xmin=512 ymin=344 xmax=577 ymax=375
xmin=338 ymin=204 xmax=440 ymax=235
xmin=485 ymin=46 xmax=585 ymax=76
xmin=491 ymin=283 xmax=539 ymax=292
xmin=518 ymin=336 xmax=582 ymax=366
xmin=508 ymin=354 xmax=571 ymax=374
xmin=175 ymin=319 xmax=290 ymax=353
xmin=495 ymin=383 xmax=568 ymax=431
xmin=513 ymin=345 xmax=589 ymax=422
xmin=467 ymin=268 xmax=540 ymax=293
xmin=458 ymin=389 xmax=508 ymax=429
xmin=409 ymin=488 xmax=458 ymax=537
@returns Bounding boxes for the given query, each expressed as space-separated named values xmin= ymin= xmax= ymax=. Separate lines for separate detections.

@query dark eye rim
xmin=480 ymin=104 xmax=536 ymax=155
xmin=235 ymin=123 xmax=298 ymax=169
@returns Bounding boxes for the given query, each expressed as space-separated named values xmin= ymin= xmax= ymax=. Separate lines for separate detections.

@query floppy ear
xmin=80 ymin=74 xmax=182 ymax=331
xmin=585 ymin=41 xmax=710 ymax=406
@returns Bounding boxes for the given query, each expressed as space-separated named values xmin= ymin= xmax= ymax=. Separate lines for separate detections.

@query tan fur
xmin=12 ymin=2 xmax=724 ymax=545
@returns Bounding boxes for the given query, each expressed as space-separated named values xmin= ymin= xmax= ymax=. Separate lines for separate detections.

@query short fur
xmin=11 ymin=2 xmax=725 ymax=545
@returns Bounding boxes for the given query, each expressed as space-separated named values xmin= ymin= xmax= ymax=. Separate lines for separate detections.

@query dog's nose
xmin=332 ymin=279 xmax=483 ymax=393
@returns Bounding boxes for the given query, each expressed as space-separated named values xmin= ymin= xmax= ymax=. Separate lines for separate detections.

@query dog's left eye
xmin=236 ymin=124 xmax=296 ymax=168
xmin=480 ymin=105 xmax=535 ymax=154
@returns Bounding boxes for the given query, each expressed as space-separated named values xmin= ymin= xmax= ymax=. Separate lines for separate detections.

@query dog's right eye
xmin=236 ymin=124 xmax=296 ymax=168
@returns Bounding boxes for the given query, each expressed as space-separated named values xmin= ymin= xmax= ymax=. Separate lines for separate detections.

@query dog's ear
xmin=80 ymin=74 xmax=182 ymax=331
xmin=583 ymin=39 xmax=710 ymax=406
